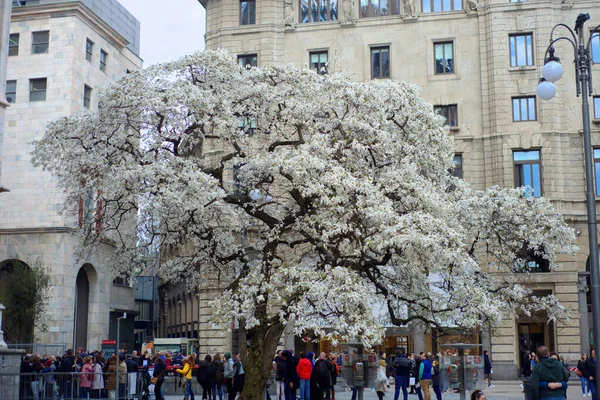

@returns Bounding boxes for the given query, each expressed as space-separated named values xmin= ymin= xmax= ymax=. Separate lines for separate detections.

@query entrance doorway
xmin=518 ymin=320 xmax=555 ymax=370
xmin=74 ymin=267 xmax=90 ymax=350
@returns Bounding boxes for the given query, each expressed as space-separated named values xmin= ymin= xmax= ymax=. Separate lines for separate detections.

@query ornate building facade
xmin=174 ymin=0 xmax=599 ymax=378
xmin=0 ymin=0 xmax=143 ymax=351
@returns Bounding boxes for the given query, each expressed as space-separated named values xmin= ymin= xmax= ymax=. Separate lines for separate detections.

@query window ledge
xmin=448 ymin=126 xmax=460 ymax=132
xmin=508 ymin=66 xmax=536 ymax=72
xmin=593 ymin=119 xmax=600 ymax=124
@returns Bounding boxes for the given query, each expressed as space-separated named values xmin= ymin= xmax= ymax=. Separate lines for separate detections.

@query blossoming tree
xmin=32 ymin=50 xmax=575 ymax=400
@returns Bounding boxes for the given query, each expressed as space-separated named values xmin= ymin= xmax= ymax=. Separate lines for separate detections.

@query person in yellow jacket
xmin=177 ymin=354 xmax=196 ymax=400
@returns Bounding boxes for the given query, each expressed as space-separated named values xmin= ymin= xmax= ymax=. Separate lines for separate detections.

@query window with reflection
xmin=238 ymin=54 xmax=258 ymax=69
xmin=300 ymin=0 xmax=337 ymax=22
xmin=509 ymin=33 xmax=534 ymax=67
xmin=360 ymin=0 xmax=399 ymax=18
xmin=422 ymin=0 xmax=462 ymax=13
xmin=434 ymin=42 xmax=453 ymax=74
xmin=593 ymin=33 xmax=600 ymax=63
xmin=452 ymin=154 xmax=463 ymax=179
xmin=512 ymin=96 xmax=536 ymax=122
xmin=513 ymin=150 xmax=542 ymax=197
xmin=594 ymin=148 xmax=600 ymax=197
xmin=434 ymin=104 xmax=458 ymax=127
xmin=371 ymin=46 xmax=390 ymax=79
xmin=595 ymin=96 xmax=600 ymax=119
xmin=310 ymin=51 xmax=328 ymax=74
xmin=241 ymin=0 xmax=256 ymax=25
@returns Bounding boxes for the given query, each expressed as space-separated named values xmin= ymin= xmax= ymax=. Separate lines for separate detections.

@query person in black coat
xmin=283 ymin=350 xmax=299 ymax=400
xmin=197 ymin=354 xmax=216 ymax=400
xmin=582 ymin=350 xmax=597 ymax=399
xmin=153 ymin=357 xmax=167 ymax=400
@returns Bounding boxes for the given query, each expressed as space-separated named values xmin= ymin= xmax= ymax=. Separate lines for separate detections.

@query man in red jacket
xmin=297 ymin=352 xmax=313 ymax=400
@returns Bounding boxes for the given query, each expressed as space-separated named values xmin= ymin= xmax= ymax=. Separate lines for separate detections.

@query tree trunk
xmin=239 ymin=322 xmax=284 ymax=400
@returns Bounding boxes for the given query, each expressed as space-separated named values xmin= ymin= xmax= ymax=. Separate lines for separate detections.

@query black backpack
xmin=317 ymin=360 xmax=330 ymax=380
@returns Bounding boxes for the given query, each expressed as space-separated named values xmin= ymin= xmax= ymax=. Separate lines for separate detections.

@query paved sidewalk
xmin=162 ymin=380 xmax=585 ymax=400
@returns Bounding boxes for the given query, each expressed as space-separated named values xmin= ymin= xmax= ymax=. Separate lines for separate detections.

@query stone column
xmin=284 ymin=318 xmax=295 ymax=352
xmin=578 ymin=274 xmax=590 ymax=356
xmin=0 ymin=0 xmax=12 ymax=191
xmin=410 ymin=320 xmax=425 ymax=355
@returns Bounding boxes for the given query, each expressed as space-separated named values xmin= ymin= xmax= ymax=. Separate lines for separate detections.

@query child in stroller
xmin=140 ymin=365 xmax=152 ymax=400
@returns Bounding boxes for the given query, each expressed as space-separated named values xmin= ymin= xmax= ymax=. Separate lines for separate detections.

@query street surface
xmin=161 ymin=380 xmax=581 ymax=400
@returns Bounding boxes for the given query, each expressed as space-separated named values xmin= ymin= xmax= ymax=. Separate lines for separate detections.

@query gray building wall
xmin=13 ymin=0 xmax=141 ymax=56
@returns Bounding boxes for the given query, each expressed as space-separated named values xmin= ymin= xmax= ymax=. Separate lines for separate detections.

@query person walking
xmin=582 ymin=350 xmax=597 ymax=400
xmin=530 ymin=346 xmax=569 ymax=400
xmin=578 ymin=354 xmax=591 ymax=397
xmin=483 ymin=351 xmax=493 ymax=388
xmin=297 ymin=352 xmax=313 ymax=400
xmin=177 ymin=355 xmax=196 ymax=400
xmin=432 ymin=357 xmax=442 ymax=400
xmin=392 ymin=351 xmax=410 ymax=400
xmin=376 ymin=359 xmax=388 ymax=400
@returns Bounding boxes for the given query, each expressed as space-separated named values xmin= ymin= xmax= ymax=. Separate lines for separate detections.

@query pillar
xmin=579 ymin=274 xmax=590 ymax=356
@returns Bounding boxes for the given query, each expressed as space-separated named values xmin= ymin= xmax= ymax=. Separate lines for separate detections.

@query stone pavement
xmin=162 ymin=380 xmax=587 ymax=400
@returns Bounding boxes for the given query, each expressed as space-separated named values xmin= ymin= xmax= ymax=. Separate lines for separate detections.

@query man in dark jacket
xmin=483 ymin=350 xmax=493 ymax=387
xmin=314 ymin=352 xmax=334 ymax=400
xmin=59 ymin=349 xmax=76 ymax=400
xmin=582 ymin=349 xmax=597 ymax=399
xmin=392 ymin=351 xmax=410 ymax=400
xmin=274 ymin=350 xmax=286 ymax=400
xmin=125 ymin=354 xmax=138 ymax=400
xmin=530 ymin=346 xmax=569 ymax=400
xmin=283 ymin=350 xmax=299 ymax=400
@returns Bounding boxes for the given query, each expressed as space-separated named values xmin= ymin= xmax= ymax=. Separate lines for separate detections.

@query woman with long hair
xmin=177 ymin=354 xmax=196 ymax=400
xmin=90 ymin=354 xmax=105 ymax=399
xmin=104 ymin=354 xmax=118 ymax=399
xmin=578 ymin=353 xmax=591 ymax=397
xmin=213 ymin=353 xmax=225 ymax=400
xmin=153 ymin=357 xmax=167 ymax=400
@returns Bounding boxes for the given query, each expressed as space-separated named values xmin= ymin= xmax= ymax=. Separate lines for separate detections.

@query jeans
xmin=416 ymin=385 xmax=424 ymax=400
xmin=433 ymin=385 xmax=442 ymax=400
xmin=351 ymin=388 xmax=358 ymax=400
xmin=299 ymin=379 xmax=310 ymax=400
xmin=185 ymin=379 xmax=196 ymax=400
xmin=78 ymin=387 xmax=89 ymax=400
xmin=590 ymin=379 xmax=597 ymax=400
xmin=276 ymin=381 xmax=285 ymax=400
xmin=155 ymin=380 xmax=165 ymax=400
xmin=395 ymin=376 xmax=408 ymax=400
xmin=284 ymin=383 xmax=297 ymax=400
xmin=581 ymin=377 xmax=591 ymax=395
xmin=212 ymin=383 xmax=223 ymax=400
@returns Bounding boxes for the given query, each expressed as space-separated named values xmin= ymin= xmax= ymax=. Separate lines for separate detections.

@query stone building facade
xmin=0 ymin=0 xmax=142 ymax=351
xmin=184 ymin=0 xmax=600 ymax=378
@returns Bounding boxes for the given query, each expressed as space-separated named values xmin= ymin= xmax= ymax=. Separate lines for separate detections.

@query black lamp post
xmin=537 ymin=13 xmax=600 ymax=395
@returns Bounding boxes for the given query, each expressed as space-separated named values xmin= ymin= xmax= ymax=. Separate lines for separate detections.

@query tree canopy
xmin=32 ymin=49 xmax=574 ymax=398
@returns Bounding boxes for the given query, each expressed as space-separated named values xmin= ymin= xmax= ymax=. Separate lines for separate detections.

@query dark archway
xmin=0 ymin=259 xmax=35 ymax=344
xmin=74 ymin=265 xmax=91 ymax=350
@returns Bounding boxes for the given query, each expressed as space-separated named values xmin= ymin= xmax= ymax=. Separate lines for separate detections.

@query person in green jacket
xmin=531 ymin=346 xmax=569 ymax=400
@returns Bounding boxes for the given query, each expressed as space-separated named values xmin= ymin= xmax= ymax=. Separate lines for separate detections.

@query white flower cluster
xmin=31 ymin=50 xmax=575 ymax=348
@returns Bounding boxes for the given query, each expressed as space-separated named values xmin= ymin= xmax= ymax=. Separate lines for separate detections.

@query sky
xmin=117 ymin=0 xmax=207 ymax=68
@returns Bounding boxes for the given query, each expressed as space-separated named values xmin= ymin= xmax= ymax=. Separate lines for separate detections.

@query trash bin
xmin=523 ymin=377 xmax=532 ymax=400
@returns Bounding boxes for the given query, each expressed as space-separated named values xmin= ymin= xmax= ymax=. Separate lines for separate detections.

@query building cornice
xmin=11 ymin=1 xmax=130 ymax=51
xmin=0 ymin=227 xmax=75 ymax=235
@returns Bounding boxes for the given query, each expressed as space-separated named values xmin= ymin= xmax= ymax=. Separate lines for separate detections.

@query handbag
xmin=576 ymin=369 xmax=583 ymax=377
xmin=182 ymin=376 xmax=188 ymax=388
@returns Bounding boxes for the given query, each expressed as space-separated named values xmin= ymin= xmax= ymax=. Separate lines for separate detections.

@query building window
xmin=595 ymin=97 xmax=600 ymax=119
xmin=434 ymin=104 xmax=458 ymax=127
xmin=83 ymin=85 xmax=92 ymax=109
xmin=113 ymin=272 xmax=131 ymax=287
xmin=359 ymin=0 xmax=399 ymax=18
xmin=8 ymin=33 xmax=19 ymax=56
xmin=5 ymin=80 xmax=16 ymax=104
xmin=595 ymin=149 xmax=600 ymax=197
xmin=239 ymin=117 xmax=257 ymax=135
xmin=85 ymin=38 xmax=94 ymax=62
xmin=301 ymin=0 xmax=338 ymax=22
xmin=310 ymin=51 xmax=328 ymax=74
xmin=513 ymin=150 xmax=542 ymax=197
xmin=510 ymin=0 xmax=526 ymax=2
xmin=452 ymin=154 xmax=463 ymax=179
xmin=31 ymin=31 xmax=49 ymax=54
xmin=513 ymin=251 xmax=549 ymax=273
xmin=238 ymin=54 xmax=257 ymax=69
xmin=29 ymin=78 xmax=47 ymax=102
xmin=371 ymin=46 xmax=390 ymax=79
xmin=100 ymin=50 xmax=108 ymax=72
xmin=509 ymin=33 xmax=534 ymax=67
xmin=434 ymin=41 xmax=454 ymax=74
xmin=422 ymin=0 xmax=462 ymax=13
xmin=240 ymin=0 xmax=256 ymax=25
xmin=592 ymin=33 xmax=600 ymax=63
xmin=512 ymin=96 xmax=536 ymax=121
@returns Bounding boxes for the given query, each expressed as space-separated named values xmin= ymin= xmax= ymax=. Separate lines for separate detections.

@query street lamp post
xmin=537 ymin=13 xmax=600 ymax=396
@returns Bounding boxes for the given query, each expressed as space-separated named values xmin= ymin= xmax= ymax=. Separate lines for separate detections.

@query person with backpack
xmin=315 ymin=352 xmax=334 ymax=400
xmin=392 ymin=351 xmax=410 ymax=400
xmin=197 ymin=354 xmax=216 ymax=400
